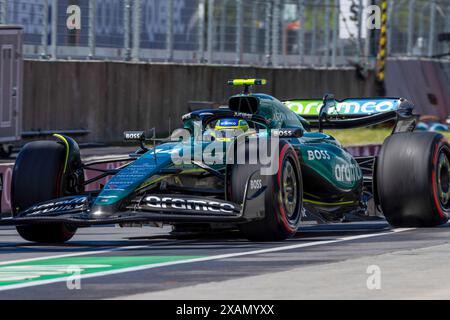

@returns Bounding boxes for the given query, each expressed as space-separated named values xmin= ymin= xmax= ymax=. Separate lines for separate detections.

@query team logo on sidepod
xmin=334 ymin=164 xmax=362 ymax=183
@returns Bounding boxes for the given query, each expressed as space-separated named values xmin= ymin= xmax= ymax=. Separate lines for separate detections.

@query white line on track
xmin=0 ymin=228 xmax=414 ymax=292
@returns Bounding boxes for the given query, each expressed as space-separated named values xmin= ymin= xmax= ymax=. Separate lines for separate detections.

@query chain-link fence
xmin=388 ymin=0 xmax=450 ymax=58
xmin=0 ymin=0 xmax=449 ymax=67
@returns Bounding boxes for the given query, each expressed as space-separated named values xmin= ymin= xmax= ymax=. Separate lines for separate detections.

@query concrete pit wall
xmin=23 ymin=60 xmax=375 ymax=143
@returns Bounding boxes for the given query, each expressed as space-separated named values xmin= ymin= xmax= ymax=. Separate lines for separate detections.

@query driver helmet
xmin=213 ymin=118 xmax=249 ymax=142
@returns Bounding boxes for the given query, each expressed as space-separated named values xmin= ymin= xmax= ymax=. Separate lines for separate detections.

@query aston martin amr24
xmin=2 ymin=79 xmax=449 ymax=243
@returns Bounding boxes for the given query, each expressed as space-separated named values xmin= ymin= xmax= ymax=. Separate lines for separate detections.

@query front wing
xmin=0 ymin=173 xmax=267 ymax=227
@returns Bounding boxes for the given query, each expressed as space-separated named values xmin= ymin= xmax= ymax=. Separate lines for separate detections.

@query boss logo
xmin=307 ymin=150 xmax=331 ymax=161
xmin=126 ymin=133 xmax=141 ymax=139
xmin=143 ymin=196 xmax=236 ymax=214
xmin=273 ymin=128 xmax=302 ymax=138
xmin=277 ymin=130 xmax=293 ymax=137
xmin=250 ymin=179 xmax=262 ymax=190
xmin=124 ymin=131 xmax=144 ymax=140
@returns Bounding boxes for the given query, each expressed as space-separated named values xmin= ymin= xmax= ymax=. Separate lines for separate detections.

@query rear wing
xmin=283 ymin=97 xmax=417 ymax=132
xmin=283 ymin=98 xmax=402 ymax=119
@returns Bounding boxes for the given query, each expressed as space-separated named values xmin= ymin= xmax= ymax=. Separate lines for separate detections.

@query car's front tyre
xmin=11 ymin=140 xmax=80 ymax=243
xmin=229 ymin=140 xmax=303 ymax=241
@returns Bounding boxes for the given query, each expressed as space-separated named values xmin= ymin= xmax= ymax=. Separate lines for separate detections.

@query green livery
xmin=7 ymin=78 xmax=448 ymax=243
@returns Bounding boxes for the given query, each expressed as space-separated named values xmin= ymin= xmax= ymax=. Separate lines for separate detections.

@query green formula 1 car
xmin=2 ymin=79 xmax=449 ymax=243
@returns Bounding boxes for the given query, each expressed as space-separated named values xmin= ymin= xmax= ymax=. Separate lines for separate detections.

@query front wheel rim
xmin=281 ymin=159 xmax=299 ymax=219
xmin=436 ymin=150 xmax=450 ymax=209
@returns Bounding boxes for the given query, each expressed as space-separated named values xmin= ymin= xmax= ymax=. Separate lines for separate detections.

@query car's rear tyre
xmin=376 ymin=132 xmax=450 ymax=227
xmin=12 ymin=141 xmax=77 ymax=243
xmin=229 ymin=140 xmax=303 ymax=241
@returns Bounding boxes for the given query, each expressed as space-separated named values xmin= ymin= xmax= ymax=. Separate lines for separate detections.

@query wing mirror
xmin=123 ymin=131 xmax=145 ymax=141
xmin=319 ymin=94 xmax=336 ymax=132
xmin=123 ymin=131 xmax=148 ymax=152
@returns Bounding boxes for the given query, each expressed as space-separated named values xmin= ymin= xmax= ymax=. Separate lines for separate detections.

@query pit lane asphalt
xmin=2 ymin=148 xmax=450 ymax=299
xmin=1 ymin=222 xmax=450 ymax=299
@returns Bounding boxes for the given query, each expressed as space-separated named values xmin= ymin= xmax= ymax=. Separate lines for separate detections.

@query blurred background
xmin=1 ymin=0 xmax=449 ymax=67
xmin=0 ymin=0 xmax=448 ymax=147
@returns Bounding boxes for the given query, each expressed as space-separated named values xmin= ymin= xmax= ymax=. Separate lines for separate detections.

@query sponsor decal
xmin=217 ymin=119 xmax=239 ymax=127
xmin=272 ymin=129 xmax=302 ymax=138
xmin=143 ymin=196 xmax=237 ymax=214
xmin=273 ymin=112 xmax=299 ymax=122
xmin=284 ymin=99 xmax=399 ymax=116
xmin=123 ymin=131 xmax=144 ymax=140
xmin=24 ymin=196 xmax=89 ymax=216
xmin=307 ymin=150 xmax=331 ymax=161
xmin=250 ymin=179 xmax=263 ymax=190
xmin=233 ymin=112 xmax=253 ymax=119
xmin=334 ymin=164 xmax=362 ymax=183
